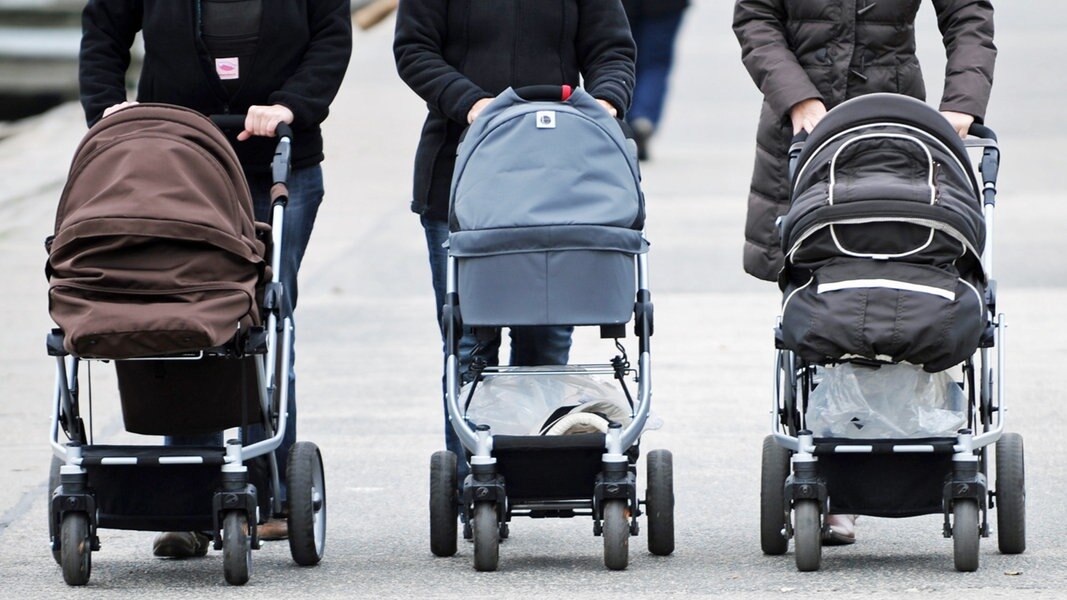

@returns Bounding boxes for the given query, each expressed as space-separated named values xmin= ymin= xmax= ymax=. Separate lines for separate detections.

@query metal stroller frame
xmin=763 ymin=118 xmax=1025 ymax=572
xmin=47 ymin=116 xmax=326 ymax=586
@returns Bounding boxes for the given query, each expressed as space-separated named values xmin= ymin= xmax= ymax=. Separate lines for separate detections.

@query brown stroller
xmin=45 ymin=104 xmax=325 ymax=586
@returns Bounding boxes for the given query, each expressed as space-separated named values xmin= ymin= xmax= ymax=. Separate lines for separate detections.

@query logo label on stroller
xmin=536 ymin=111 xmax=557 ymax=129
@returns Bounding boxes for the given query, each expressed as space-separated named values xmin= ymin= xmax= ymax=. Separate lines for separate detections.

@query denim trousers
xmin=168 ymin=164 xmax=324 ymax=505
xmin=628 ymin=10 xmax=686 ymax=128
xmin=421 ymin=216 xmax=573 ymax=482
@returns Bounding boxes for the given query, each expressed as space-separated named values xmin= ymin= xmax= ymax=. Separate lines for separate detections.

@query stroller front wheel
xmin=952 ymin=499 xmax=980 ymax=572
xmin=60 ymin=512 xmax=91 ymax=586
xmin=602 ymin=499 xmax=630 ymax=571
xmin=472 ymin=502 xmax=499 ymax=572
xmin=222 ymin=511 xmax=251 ymax=585
xmin=793 ymin=500 xmax=822 ymax=572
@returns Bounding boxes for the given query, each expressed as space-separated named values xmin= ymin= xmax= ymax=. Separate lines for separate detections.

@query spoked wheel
xmin=472 ymin=502 xmax=499 ymax=572
xmin=760 ymin=436 xmax=790 ymax=555
xmin=793 ymin=500 xmax=822 ymax=572
xmin=602 ymin=499 xmax=630 ymax=571
xmin=645 ymin=449 xmax=674 ymax=556
xmin=222 ymin=511 xmax=251 ymax=585
xmin=429 ymin=450 xmax=458 ymax=557
xmin=952 ymin=499 xmax=981 ymax=572
xmin=995 ymin=433 xmax=1026 ymax=554
xmin=48 ymin=456 xmax=62 ymax=565
xmin=60 ymin=512 xmax=91 ymax=586
xmin=287 ymin=441 xmax=327 ymax=566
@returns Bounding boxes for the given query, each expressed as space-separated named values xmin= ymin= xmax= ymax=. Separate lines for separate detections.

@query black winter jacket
xmin=80 ymin=0 xmax=352 ymax=172
xmin=733 ymin=0 xmax=995 ymax=281
xmin=393 ymin=0 xmax=637 ymax=221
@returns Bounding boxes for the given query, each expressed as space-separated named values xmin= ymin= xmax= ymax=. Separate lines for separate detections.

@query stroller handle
xmin=210 ymin=114 xmax=294 ymax=141
xmin=968 ymin=122 xmax=997 ymax=142
xmin=513 ymin=85 xmax=574 ymax=102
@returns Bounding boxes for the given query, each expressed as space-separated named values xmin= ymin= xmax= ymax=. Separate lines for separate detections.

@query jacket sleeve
xmin=576 ymin=0 xmax=636 ymax=118
xmin=393 ymin=0 xmax=491 ymax=124
xmin=79 ymin=0 xmax=142 ymax=127
xmin=932 ymin=0 xmax=996 ymax=121
xmin=267 ymin=0 xmax=353 ymax=128
xmin=732 ymin=0 xmax=821 ymax=118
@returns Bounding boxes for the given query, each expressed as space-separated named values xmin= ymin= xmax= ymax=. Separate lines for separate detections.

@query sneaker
xmin=152 ymin=531 xmax=210 ymax=558
xmin=258 ymin=517 xmax=288 ymax=541
xmin=823 ymin=514 xmax=857 ymax=545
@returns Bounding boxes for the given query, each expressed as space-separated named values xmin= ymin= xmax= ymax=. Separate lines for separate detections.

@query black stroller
xmin=45 ymin=104 xmax=326 ymax=586
xmin=430 ymin=86 xmax=674 ymax=571
xmin=762 ymin=93 xmax=1024 ymax=572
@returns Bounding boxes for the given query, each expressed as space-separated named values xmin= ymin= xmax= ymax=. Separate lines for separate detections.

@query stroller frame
xmin=763 ymin=118 xmax=1024 ymax=572
xmin=46 ymin=115 xmax=325 ymax=586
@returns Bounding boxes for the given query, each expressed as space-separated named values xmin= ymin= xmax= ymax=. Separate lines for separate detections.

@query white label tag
xmin=535 ymin=111 xmax=556 ymax=129
xmin=215 ymin=57 xmax=239 ymax=80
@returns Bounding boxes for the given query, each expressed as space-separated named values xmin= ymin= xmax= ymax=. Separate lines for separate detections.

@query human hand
xmin=236 ymin=104 xmax=294 ymax=141
xmin=467 ymin=98 xmax=493 ymax=124
xmin=595 ymin=99 xmax=618 ymax=118
xmin=102 ymin=101 xmax=139 ymax=118
xmin=790 ymin=98 xmax=827 ymax=134
xmin=941 ymin=110 xmax=975 ymax=139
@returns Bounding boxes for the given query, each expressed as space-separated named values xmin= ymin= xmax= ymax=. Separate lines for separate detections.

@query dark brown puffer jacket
xmin=733 ymin=0 xmax=995 ymax=281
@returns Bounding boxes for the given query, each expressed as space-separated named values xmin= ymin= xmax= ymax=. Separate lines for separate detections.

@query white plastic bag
xmin=462 ymin=370 xmax=659 ymax=436
xmin=805 ymin=363 xmax=966 ymax=439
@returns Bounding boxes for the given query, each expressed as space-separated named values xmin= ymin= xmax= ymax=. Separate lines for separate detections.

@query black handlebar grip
xmin=513 ymin=85 xmax=574 ymax=102
xmin=968 ymin=123 xmax=997 ymax=142
xmin=210 ymin=115 xmax=294 ymax=141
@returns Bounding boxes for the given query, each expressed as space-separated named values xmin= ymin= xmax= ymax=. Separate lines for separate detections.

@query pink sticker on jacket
xmin=215 ymin=57 xmax=239 ymax=80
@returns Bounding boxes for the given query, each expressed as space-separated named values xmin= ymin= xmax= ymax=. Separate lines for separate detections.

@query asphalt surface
xmin=0 ymin=2 xmax=1065 ymax=598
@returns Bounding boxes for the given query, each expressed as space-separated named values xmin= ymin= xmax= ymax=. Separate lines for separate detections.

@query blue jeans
xmin=421 ymin=217 xmax=572 ymax=481
xmin=168 ymin=165 xmax=324 ymax=506
xmin=628 ymin=10 xmax=686 ymax=128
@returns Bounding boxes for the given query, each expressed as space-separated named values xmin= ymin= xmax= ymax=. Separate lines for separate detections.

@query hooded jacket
xmin=79 ymin=0 xmax=352 ymax=172
xmin=733 ymin=0 xmax=995 ymax=281
xmin=394 ymin=0 xmax=637 ymax=221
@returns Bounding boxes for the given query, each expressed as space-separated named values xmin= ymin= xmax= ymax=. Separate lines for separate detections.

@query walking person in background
xmin=393 ymin=0 xmax=635 ymax=490
xmin=623 ymin=0 xmax=689 ymax=161
xmin=79 ymin=0 xmax=352 ymax=557
xmin=733 ymin=0 xmax=995 ymax=543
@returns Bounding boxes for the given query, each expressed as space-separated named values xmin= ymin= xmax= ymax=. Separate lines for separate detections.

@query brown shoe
xmin=258 ymin=518 xmax=288 ymax=541
xmin=153 ymin=531 xmax=210 ymax=558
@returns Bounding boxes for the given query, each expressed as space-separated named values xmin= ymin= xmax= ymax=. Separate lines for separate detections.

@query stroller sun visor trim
xmin=816 ymin=278 xmax=956 ymax=301
xmin=827 ymin=133 xmax=937 ymax=206
xmin=786 ymin=215 xmax=981 ymax=268
xmin=448 ymin=225 xmax=647 ymax=257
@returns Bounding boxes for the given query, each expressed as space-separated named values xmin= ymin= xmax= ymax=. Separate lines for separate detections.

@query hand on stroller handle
xmin=210 ymin=114 xmax=294 ymax=142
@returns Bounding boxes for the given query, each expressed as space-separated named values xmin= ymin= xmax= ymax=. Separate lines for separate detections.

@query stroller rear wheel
xmin=760 ymin=436 xmax=790 ymax=555
xmin=287 ymin=441 xmax=327 ymax=566
xmin=995 ymin=433 xmax=1026 ymax=554
xmin=602 ymin=499 xmax=630 ymax=571
xmin=60 ymin=512 xmax=91 ymax=586
xmin=48 ymin=456 xmax=62 ymax=565
xmin=645 ymin=449 xmax=674 ymax=556
xmin=952 ymin=499 xmax=981 ymax=572
xmin=222 ymin=511 xmax=251 ymax=585
xmin=472 ymin=502 xmax=499 ymax=572
xmin=793 ymin=500 xmax=821 ymax=572
xmin=429 ymin=450 xmax=458 ymax=557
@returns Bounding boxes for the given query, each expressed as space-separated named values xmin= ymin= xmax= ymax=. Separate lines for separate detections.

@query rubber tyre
xmin=793 ymin=500 xmax=821 ymax=572
xmin=430 ymin=450 xmax=458 ymax=557
xmin=472 ymin=502 xmax=499 ymax=572
xmin=223 ymin=511 xmax=251 ymax=585
xmin=286 ymin=441 xmax=327 ymax=566
xmin=603 ymin=499 xmax=630 ymax=571
xmin=995 ymin=433 xmax=1026 ymax=554
xmin=953 ymin=499 xmax=980 ymax=572
xmin=48 ymin=456 xmax=62 ymax=565
xmin=60 ymin=512 xmax=91 ymax=586
xmin=760 ymin=436 xmax=790 ymax=555
xmin=645 ymin=449 xmax=674 ymax=556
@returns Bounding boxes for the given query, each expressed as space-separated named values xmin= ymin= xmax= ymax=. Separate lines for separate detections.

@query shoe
xmin=823 ymin=514 xmax=857 ymax=545
xmin=630 ymin=117 xmax=654 ymax=162
xmin=153 ymin=531 xmax=210 ymax=558
xmin=258 ymin=517 xmax=288 ymax=541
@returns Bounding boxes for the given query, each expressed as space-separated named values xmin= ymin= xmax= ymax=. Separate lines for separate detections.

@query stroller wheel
xmin=287 ymin=441 xmax=327 ymax=566
xmin=60 ymin=512 xmax=91 ymax=586
xmin=602 ymin=499 xmax=630 ymax=571
xmin=995 ymin=433 xmax=1026 ymax=554
xmin=48 ymin=456 xmax=62 ymax=565
xmin=222 ymin=511 xmax=251 ymax=585
xmin=429 ymin=450 xmax=458 ymax=557
xmin=953 ymin=499 xmax=981 ymax=572
xmin=472 ymin=502 xmax=499 ymax=572
xmin=760 ymin=436 xmax=790 ymax=556
xmin=793 ymin=500 xmax=821 ymax=572
xmin=645 ymin=449 xmax=674 ymax=556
